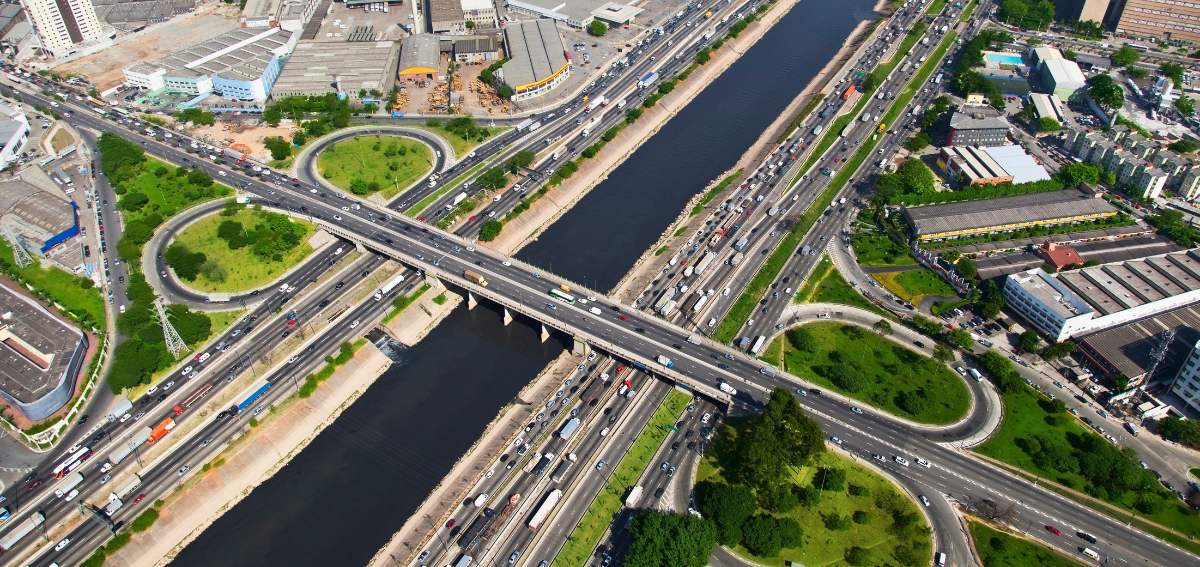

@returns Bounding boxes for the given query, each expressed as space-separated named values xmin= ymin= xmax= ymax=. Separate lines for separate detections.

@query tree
xmin=932 ymin=344 xmax=953 ymax=363
xmin=507 ymin=150 xmax=536 ymax=173
xmin=845 ymin=546 xmax=871 ymax=566
xmin=694 ymin=482 xmax=756 ymax=545
xmin=477 ymin=167 xmax=508 ymax=190
xmin=119 ymin=192 xmax=149 ymax=211
xmin=1037 ymin=116 xmax=1061 ymax=132
xmin=1158 ymin=417 xmax=1200 ymax=448
xmin=1056 ymin=161 xmax=1103 ymax=187
xmin=872 ymin=319 xmax=892 ymax=336
xmin=1177 ymin=96 xmax=1196 ymax=117
xmin=1170 ymin=139 xmax=1200 ymax=153
xmin=786 ymin=328 xmax=817 ymax=352
xmin=625 ymin=511 xmax=716 ymax=567
xmin=978 ymin=280 xmax=1005 ymax=318
xmin=1161 ymin=62 xmax=1186 ymax=86
xmin=1086 ymin=74 xmax=1125 ymax=111
xmin=1110 ymin=45 xmax=1140 ymax=67
xmin=896 ymin=390 xmax=929 ymax=415
xmin=587 ymin=20 xmax=608 ymax=37
xmin=164 ymin=244 xmax=207 ymax=281
xmin=813 ymin=467 xmax=847 ymax=491
xmin=263 ymin=136 xmax=291 ymax=161
xmin=1041 ymin=340 xmax=1077 ymax=360
xmin=956 ymin=257 xmax=978 ymax=281
xmin=740 ymin=515 xmax=795 ymax=557
xmin=1019 ymin=330 xmax=1041 ymax=353
xmin=948 ymin=328 xmax=974 ymax=350
xmin=730 ymin=388 xmax=825 ymax=490
xmin=904 ymin=131 xmax=931 ymax=152
xmin=479 ymin=220 xmax=503 ymax=242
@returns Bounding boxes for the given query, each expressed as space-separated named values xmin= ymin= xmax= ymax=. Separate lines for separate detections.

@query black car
xmin=654 ymin=487 xmax=666 ymax=498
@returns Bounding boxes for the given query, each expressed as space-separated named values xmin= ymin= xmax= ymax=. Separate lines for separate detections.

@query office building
xmin=271 ymin=40 xmax=399 ymax=100
xmin=20 ymin=0 xmax=105 ymax=58
xmin=461 ymin=0 xmax=497 ymax=29
xmin=947 ymin=109 xmax=1010 ymax=146
xmin=500 ymin=19 xmax=570 ymax=101
xmin=1005 ymin=248 xmax=1200 ymax=341
xmin=0 ymin=102 xmax=29 ymax=170
xmin=430 ymin=0 xmax=466 ymax=33
xmin=1077 ymin=0 xmax=1111 ymax=23
xmin=122 ymin=27 xmax=296 ymax=103
xmin=1172 ymin=339 xmax=1200 ymax=413
xmin=902 ymin=187 xmax=1118 ymax=242
xmin=1117 ymin=0 xmax=1200 ymax=43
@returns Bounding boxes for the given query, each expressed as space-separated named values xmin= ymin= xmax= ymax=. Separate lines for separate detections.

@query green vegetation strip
xmin=298 ymin=339 xmax=367 ymax=398
xmin=691 ymin=169 xmax=743 ymax=216
xmin=556 ymin=389 xmax=693 ymax=566
xmin=970 ymin=519 xmax=1083 ymax=567
xmin=81 ymin=500 xmax=166 ymax=567
xmin=405 ymin=159 xmax=490 ymax=217
xmin=382 ymin=283 xmax=431 ymax=324
xmin=794 ymin=255 xmax=886 ymax=315
xmin=0 ymin=240 xmax=105 ymax=331
xmin=716 ymin=26 xmax=959 ymax=343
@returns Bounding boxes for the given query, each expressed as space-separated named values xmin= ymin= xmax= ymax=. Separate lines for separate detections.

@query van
xmin=1079 ymin=547 xmax=1100 ymax=560
xmin=589 ymin=307 xmax=602 ymax=315
xmin=934 ymin=552 xmax=946 ymax=566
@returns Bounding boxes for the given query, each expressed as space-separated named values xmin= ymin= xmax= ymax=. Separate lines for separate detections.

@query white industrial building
xmin=240 ymin=0 xmax=320 ymax=31
xmin=1004 ymin=249 xmax=1200 ymax=342
xmin=506 ymin=0 xmax=642 ymax=28
xmin=1029 ymin=93 xmax=1066 ymax=124
xmin=1031 ymin=47 xmax=1086 ymax=100
xmin=19 ymin=0 xmax=105 ymax=58
xmin=1171 ymin=340 xmax=1200 ymax=414
xmin=461 ymin=0 xmax=497 ymax=29
xmin=122 ymin=27 xmax=296 ymax=103
xmin=0 ymin=102 xmax=29 ymax=171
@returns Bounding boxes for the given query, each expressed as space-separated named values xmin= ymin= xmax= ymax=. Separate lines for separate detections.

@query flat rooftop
xmin=0 ymin=179 xmax=74 ymax=240
xmin=501 ymin=19 xmax=569 ymax=89
xmin=271 ymin=40 xmax=399 ymax=96
xmin=0 ymin=282 xmax=85 ymax=405
xmin=155 ymin=27 xmax=293 ymax=81
xmin=1057 ymin=249 xmax=1200 ymax=316
xmin=903 ymin=188 xmax=1117 ymax=237
xmin=1009 ymin=268 xmax=1094 ymax=320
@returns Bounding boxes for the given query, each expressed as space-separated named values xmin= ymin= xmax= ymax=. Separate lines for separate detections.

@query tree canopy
xmin=1086 ymin=74 xmax=1124 ymax=111
xmin=1110 ymin=45 xmax=1139 ymax=67
xmin=625 ymin=511 xmax=717 ymax=567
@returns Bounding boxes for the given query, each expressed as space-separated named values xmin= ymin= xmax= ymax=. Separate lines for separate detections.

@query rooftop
xmin=1057 ymin=249 xmax=1200 ymax=316
xmin=153 ymin=27 xmax=294 ymax=81
xmin=0 ymin=282 xmax=86 ymax=410
xmin=903 ymin=187 xmax=1117 ymax=237
xmin=593 ymin=1 xmax=643 ymax=23
xmin=461 ymin=0 xmax=493 ymax=11
xmin=943 ymin=146 xmax=1010 ymax=181
xmin=1009 ymin=268 xmax=1095 ymax=320
xmin=1042 ymin=57 xmax=1087 ymax=86
xmin=1080 ymin=303 xmax=1200 ymax=380
xmin=399 ymin=34 xmax=440 ymax=74
xmin=271 ymin=40 xmax=400 ymax=97
xmin=984 ymin=144 xmax=1052 ymax=184
xmin=949 ymin=109 xmax=1009 ymax=131
xmin=501 ymin=19 xmax=569 ymax=89
xmin=509 ymin=0 xmax=597 ymax=23
xmin=1039 ymin=242 xmax=1085 ymax=270
xmin=430 ymin=0 xmax=464 ymax=23
xmin=0 ymin=179 xmax=74 ymax=240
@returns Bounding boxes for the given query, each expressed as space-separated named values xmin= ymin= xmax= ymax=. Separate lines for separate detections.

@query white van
xmin=589 ymin=307 xmax=602 ymax=315
xmin=1079 ymin=548 xmax=1100 ymax=560
xmin=934 ymin=552 xmax=946 ymax=566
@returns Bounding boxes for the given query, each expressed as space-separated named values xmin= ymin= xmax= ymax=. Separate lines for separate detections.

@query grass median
xmin=316 ymin=135 xmax=433 ymax=199
xmin=170 ymin=207 xmax=316 ymax=293
xmin=794 ymin=255 xmax=886 ymax=315
xmin=969 ymin=519 xmax=1082 ymax=567
xmin=691 ymin=169 xmax=743 ymax=216
xmin=716 ymin=27 xmax=959 ymax=343
xmin=404 ymin=160 xmax=490 ymax=217
xmin=555 ymin=389 xmax=692 ymax=566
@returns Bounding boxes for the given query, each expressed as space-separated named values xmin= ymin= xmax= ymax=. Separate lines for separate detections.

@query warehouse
xmin=1031 ymin=47 xmax=1086 ymax=99
xmin=938 ymin=146 xmax=1013 ymax=186
xmin=947 ymin=109 xmax=1010 ymax=146
xmin=398 ymin=34 xmax=441 ymax=79
xmin=1078 ymin=304 xmax=1200 ymax=388
xmin=271 ymin=40 xmax=399 ymax=100
xmin=902 ymin=187 xmax=1118 ymax=242
xmin=122 ymin=27 xmax=297 ymax=102
xmin=1029 ymin=93 xmax=1066 ymax=124
xmin=429 ymin=0 xmax=466 ymax=34
xmin=0 ymin=177 xmax=78 ymax=256
xmin=500 ymin=19 xmax=570 ymax=101
xmin=0 ymin=102 xmax=28 ymax=170
xmin=1005 ymin=248 xmax=1200 ymax=343
xmin=506 ymin=0 xmax=642 ymax=28
xmin=0 ymin=282 xmax=88 ymax=421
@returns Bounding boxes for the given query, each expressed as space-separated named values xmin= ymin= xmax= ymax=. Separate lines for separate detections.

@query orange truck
xmin=146 ymin=417 xmax=177 ymax=444
xmin=842 ymin=84 xmax=857 ymax=101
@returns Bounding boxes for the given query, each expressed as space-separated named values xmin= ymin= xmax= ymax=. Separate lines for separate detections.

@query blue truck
xmin=638 ymin=71 xmax=659 ymax=89
xmin=233 ymin=381 xmax=272 ymax=414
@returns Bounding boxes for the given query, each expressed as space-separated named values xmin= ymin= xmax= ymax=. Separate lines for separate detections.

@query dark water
xmin=171 ymin=1 xmax=875 ymax=565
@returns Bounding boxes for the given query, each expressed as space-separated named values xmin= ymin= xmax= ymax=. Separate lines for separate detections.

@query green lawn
xmin=762 ymin=323 xmax=970 ymax=424
xmin=556 ymin=389 xmax=693 ymax=566
xmin=113 ymin=156 xmax=232 ymax=266
xmin=795 ymin=256 xmax=885 ymax=316
xmin=412 ymin=124 xmax=501 ymax=158
xmin=851 ymin=233 xmax=915 ymax=267
xmin=699 ymin=432 xmax=931 ymax=566
xmin=874 ymin=268 xmax=956 ymax=305
xmin=970 ymin=519 xmax=1083 ymax=567
xmin=317 ymin=135 xmax=433 ymax=198
xmin=170 ymin=208 xmax=316 ymax=293
xmin=0 ymin=241 xmax=105 ymax=331
xmin=976 ymin=387 xmax=1200 ymax=545
xmin=404 ymin=159 xmax=491 ymax=216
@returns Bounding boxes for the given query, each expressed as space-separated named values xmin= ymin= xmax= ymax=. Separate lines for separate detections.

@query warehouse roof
xmin=1042 ymin=57 xmax=1086 ymax=86
xmin=1056 ymin=249 xmax=1200 ymax=316
xmin=1080 ymin=303 xmax=1200 ymax=380
xmin=949 ymin=110 xmax=1009 ymax=131
xmin=156 ymin=27 xmax=293 ymax=81
xmin=271 ymin=40 xmax=399 ymax=97
xmin=903 ymin=187 xmax=1117 ymax=237
xmin=501 ymin=19 xmax=569 ymax=90
xmin=984 ymin=144 xmax=1052 ymax=184
xmin=398 ymin=34 xmax=440 ymax=75
xmin=1029 ymin=93 xmax=1065 ymax=122
xmin=1073 ymin=51 xmax=1110 ymax=70
xmin=0 ymin=281 xmax=86 ymax=409
xmin=943 ymin=146 xmax=1009 ymax=181
xmin=429 ymin=0 xmax=464 ymax=23
xmin=593 ymin=2 xmax=643 ymax=23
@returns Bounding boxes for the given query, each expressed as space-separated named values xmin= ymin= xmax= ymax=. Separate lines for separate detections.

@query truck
xmin=691 ymin=294 xmax=710 ymax=313
xmin=625 ymin=485 xmax=644 ymax=507
xmin=113 ymin=474 xmax=143 ymax=500
xmin=457 ymin=515 xmax=493 ymax=549
xmin=812 ymin=124 xmax=824 ymax=136
xmin=108 ymin=397 xmax=133 ymax=422
xmin=654 ymin=287 xmax=677 ymax=311
xmin=527 ymin=489 xmax=564 ymax=529
xmin=616 ymin=99 xmax=627 ymax=109
xmin=103 ymin=494 xmax=123 ymax=516
xmin=801 ymin=244 xmax=812 ymax=256
xmin=0 ymin=512 xmax=44 ymax=551
xmin=516 ymin=118 xmax=535 ymax=132
xmin=695 ymin=251 xmax=716 ymax=275
xmin=842 ymin=84 xmax=857 ymax=100
xmin=447 ymin=191 xmax=468 ymax=209
xmin=558 ymin=417 xmax=581 ymax=440
xmin=109 ymin=428 xmax=152 ymax=465
xmin=840 ymin=124 xmax=852 ymax=137
xmin=719 ymin=381 xmax=738 ymax=396
xmin=733 ymin=237 xmax=749 ymax=252
xmin=479 ymin=494 xmax=521 ymax=540
xmin=687 ymin=333 xmax=703 ymax=346
xmin=750 ymin=335 xmax=767 ymax=354
xmin=374 ymin=273 xmax=406 ymax=301
xmin=530 ymin=452 xmax=556 ymax=476
xmin=550 ymin=459 xmax=574 ymax=483
xmin=909 ymin=104 xmax=922 ymax=116
xmin=233 ymin=381 xmax=272 ymax=414
xmin=657 ymin=300 xmax=678 ymax=317
xmin=55 ymin=472 xmax=84 ymax=498
xmin=683 ymin=265 xmax=695 ymax=278
xmin=146 ymin=417 xmax=177 ymax=444
xmin=656 ymin=355 xmax=675 ymax=369
xmin=580 ymin=379 xmax=605 ymax=406
xmin=528 ymin=121 xmax=543 ymax=132
xmin=174 ymin=383 xmax=214 ymax=416
xmin=463 ymin=269 xmax=488 ymax=287
xmin=638 ymin=71 xmax=659 ymax=89
xmin=729 ymin=252 xmax=744 ymax=266
xmin=586 ymin=95 xmax=607 ymax=112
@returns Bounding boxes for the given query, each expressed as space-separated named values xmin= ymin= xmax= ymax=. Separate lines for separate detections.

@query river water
xmin=171 ymin=1 xmax=876 ymax=565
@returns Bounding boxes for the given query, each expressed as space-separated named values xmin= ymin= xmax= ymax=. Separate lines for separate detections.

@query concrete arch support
xmin=467 ymin=291 xmax=477 ymax=310
xmin=503 ymin=307 xmax=513 ymax=326
xmin=572 ymin=336 xmax=588 ymax=356
xmin=540 ymin=324 xmax=550 ymax=343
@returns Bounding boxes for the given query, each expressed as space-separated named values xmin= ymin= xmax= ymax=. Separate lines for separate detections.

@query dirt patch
xmin=184 ymin=120 xmax=298 ymax=163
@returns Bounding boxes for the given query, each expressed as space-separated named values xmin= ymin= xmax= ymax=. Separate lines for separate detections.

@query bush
xmin=587 ymin=20 xmax=607 ymax=36
xmin=740 ymin=514 xmax=785 ymax=556
xmin=479 ymin=220 xmax=503 ymax=242
xmin=129 ymin=507 xmax=160 ymax=532
xmin=263 ymin=136 xmax=291 ymax=161
xmin=695 ymin=481 xmax=756 ymax=545
xmin=813 ymin=467 xmax=847 ymax=491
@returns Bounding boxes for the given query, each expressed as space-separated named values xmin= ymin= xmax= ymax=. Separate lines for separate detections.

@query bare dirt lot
xmin=54 ymin=6 xmax=239 ymax=90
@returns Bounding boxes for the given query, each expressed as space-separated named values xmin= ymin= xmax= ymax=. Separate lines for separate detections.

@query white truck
xmin=374 ymin=273 xmax=406 ymax=301
xmin=719 ymin=381 xmax=738 ymax=396
xmin=625 ymin=485 xmax=644 ymax=507
xmin=113 ymin=474 xmax=143 ymax=501
xmin=55 ymin=472 xmax=84 ymax=498
xmin=108 ymin=427 xmax=152 ymax=465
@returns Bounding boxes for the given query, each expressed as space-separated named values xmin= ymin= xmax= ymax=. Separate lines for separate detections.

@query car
xmin=100 ymin=474 xmax=111 ymax=484
xmin=1045 ymin=525 xmax=1063 ymax=536
xmin=178 ymin=465 xmax=191 ymax=476
xmin=893 ymin=456 xmax=909 ymax=466
xmin=350 ymin=320 xmax=360 ymax=329
xmin=54 ymin=538 xmax=71 ymax=552
xmin=916 ymin=457 xmax=931 ymax=468
xmin=508 ymin=550 xmax=521 ymax=564
xmin=850 ymin=406 xmax=863 ymax=415
xmin=119 ymin=413 xmax=132 ymax=423
xmin=595 ymin=459 xmax=607 ymax=471
xmin=919 ymin=495 xmax=931 ymax=507
xmin=829 ymin=436 xmax=844 ymax=445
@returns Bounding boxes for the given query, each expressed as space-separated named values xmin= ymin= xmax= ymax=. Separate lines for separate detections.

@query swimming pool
xmin=985 ymin=52 xmax=1024 ymax=66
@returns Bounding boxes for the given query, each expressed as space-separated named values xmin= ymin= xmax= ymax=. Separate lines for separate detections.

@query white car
xmin=919 ymin=495 xmax=931 ymax=507
xmin=350 ymin=320 xmax=360 ymax=329
xmin=893 ymin=456 xmax=909 ymax=466
xmin=54 ymin=538 xmax=71 ymax=552
xmin=119 ymin=413 xmax=132 ymax=423
xmin=916 ymin=458 xmax=931 ymax=468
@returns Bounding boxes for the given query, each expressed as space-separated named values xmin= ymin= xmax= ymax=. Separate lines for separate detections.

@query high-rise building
xmin=1171 ymin=340 xmax=1200 ymax=414
xmin=20 ymin=0 xmax=104 ymax=57
xmin=1116 ymin=0 xmax=1200 ymax=43
xmin=1077 ymin=0 xmax=1111 ymax=24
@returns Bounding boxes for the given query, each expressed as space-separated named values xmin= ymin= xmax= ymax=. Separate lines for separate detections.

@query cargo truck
xmin=530 ymin=452 xmax=556 ymax=477
xmin=637 ymin=72 xmax=659 ymax=89
xmin=113 ymin=474 xmax=142 ymax=500
xmin=0 ymin=512 xmax=44 ymax=551
xmin=625 ymin=485 xmax=644 ymax=507
xmin=586 ymin=95 xmax=607 ymax=112
xmin=558 ymin=417 xmax=581 ymax=440
xmin=691 ymin=294 xmax=710 ymax=313
xmin=463 ymin=269 xmax=488 ymax=287
xmin=516 ymin=119 xmax=534 ymax=132
xmin=687 ymin=334 xmax=703 ymax=346
xmin=55 ymin=472 xmax=84 ymax=498
xmin=729 ymin=252 xmax=744 ymax=266
xmin=479 ymin=494 xmax=521 ymax=540
xmin=529 ymin=121 xmax=543 ymax=131
xmin=110 ymin=427 xmax=152 ymax=465
xmin=146 ymin=417 xmax=177 ymax=444
xmin=719 ymin=381 xmax=738 ymax=396
xmin=108 ymin=397 xmax=133 ymax=422
xmin=658 ymin=300 xmax=678 ymax=317
xmin=550 ymin=459 xmax=574 ymax=483
xmin=694 ymin=251 xmax=716 ymax=274
xmin=446 ymin=191 xmax=467 ymax=210
xmin=528 ymin=489 xmax=564 ymax=529
xmin=374 ymin=273 xmax=406 ymax=300
xmin=656 ymin=355 xmax=675 ymax=368
xmin=231 ymin=381 xmax=272 ymax=415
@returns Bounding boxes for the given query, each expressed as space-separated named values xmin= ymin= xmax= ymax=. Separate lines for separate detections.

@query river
xmin=170 ymin=1 xmax=877 ymax=564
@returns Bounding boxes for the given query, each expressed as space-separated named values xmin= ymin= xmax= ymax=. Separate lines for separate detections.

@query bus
xmin=52 ymin=447 xmax=91 ymax=479
xmin=548 ymin=288 xmax=576 ymax=304
xmin=933 ymin=73 xmax=943 ymax=84
xmin=110 ymin=106 xmax=130 ymax=117
xmin=749 ymin=335 xmax=767 ymax=355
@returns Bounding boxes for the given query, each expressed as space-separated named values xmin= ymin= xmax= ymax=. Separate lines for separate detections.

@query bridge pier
xmin=503 ymin=307 xmax=513 ymax=326
xmin=467 ymin=291 xmax=477 ymax=310
xmin=540 ymin=324 xmax=550 ymax=343
xmin=355 ymin=241 xmax=366 ymax=253
xmin=571 ymin=336 xmax=588 ymax=356
xmin=424 ymin=274 xmax=441 ymax=289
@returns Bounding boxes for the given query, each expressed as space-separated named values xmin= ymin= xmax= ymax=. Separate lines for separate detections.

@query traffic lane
xmin=29 ymin=275 xmax=403 ymax=567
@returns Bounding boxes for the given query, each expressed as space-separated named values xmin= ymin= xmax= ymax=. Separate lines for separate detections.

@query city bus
xmin=548 ymin=289 xmax=576 ymax=304
xmin=51 ymin=447 xmax=91 ymax=479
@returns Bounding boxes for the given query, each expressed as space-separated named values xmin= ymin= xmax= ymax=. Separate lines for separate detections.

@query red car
xmin=617 ymin=314 xmax=628 ymax=321
xmin=133 ymin=493 xmax=146 ymax=504
xmin=1045 ymin=525 xmax=1063 ymax=536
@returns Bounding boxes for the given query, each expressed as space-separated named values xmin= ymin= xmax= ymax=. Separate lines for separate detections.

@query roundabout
xmin=292 ymin=126 xmax=453 ymax=202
